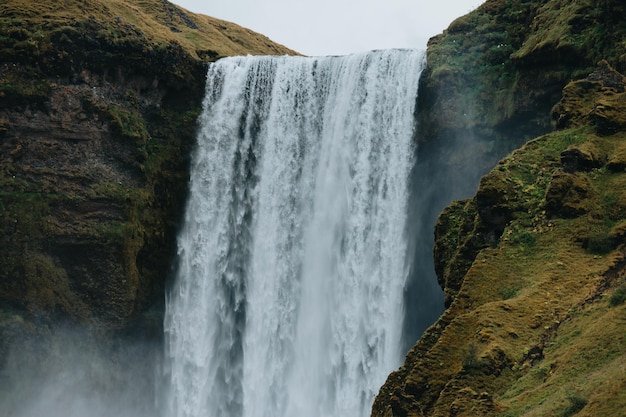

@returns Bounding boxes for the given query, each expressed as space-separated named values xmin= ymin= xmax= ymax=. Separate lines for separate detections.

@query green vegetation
xmin=417 ymin=0 xmax=626 ymax=191
xmin=107 ymin=106 xmax=150 ymax=146
xmin=462 ymin=343 xmax=483 ymax=371
xmin=560 ymin=390 xmax=588 ymax=417
xmin=480 ymin=127 xmax=626 ymax=414
xmin=500 ymin=286 xmax=520 ymax=300
xmin=0 ymin=0 xmax=295 ymax=65
xmin=609 ymin=286 xmax=626 ymax=307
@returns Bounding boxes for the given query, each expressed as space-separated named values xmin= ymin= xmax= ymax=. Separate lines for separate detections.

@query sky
xmin=171 ymin=0 xmax=486 ymax=56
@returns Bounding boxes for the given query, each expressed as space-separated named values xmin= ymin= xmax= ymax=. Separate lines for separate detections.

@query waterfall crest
xmin=165 ymin=49 xmax=425 ymax=417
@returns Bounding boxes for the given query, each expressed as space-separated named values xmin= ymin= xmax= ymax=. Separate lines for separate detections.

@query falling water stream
xmin=165 ymin=49 xmax=425 ymax=417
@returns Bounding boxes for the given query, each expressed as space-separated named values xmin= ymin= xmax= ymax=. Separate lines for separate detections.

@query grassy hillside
xmin=0 ymin=0 xmax=295 ymax=62
xmin=373 ymin=1 xmax=626 ymax=415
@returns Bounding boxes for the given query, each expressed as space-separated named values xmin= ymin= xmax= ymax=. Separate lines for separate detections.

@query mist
xmin=0 ymin=324 xmax=161 ymax=417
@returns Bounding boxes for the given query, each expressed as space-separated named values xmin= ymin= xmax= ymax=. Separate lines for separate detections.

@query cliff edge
xmin=0 ymin=0 xmax=295 ymax=342
xmin=373 ymin=0 xmax=626 ymax=415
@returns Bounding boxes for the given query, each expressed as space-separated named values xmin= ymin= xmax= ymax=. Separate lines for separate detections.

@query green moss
xmin=87 ymin=181 xmax=136 ymax=202
xmin=107 ymin=106 xmax=150 ymax=146
xmin=424 ymin=0 xmax=539 ymax=127
xmin=419 ymin=0 xmax=626 ymax=189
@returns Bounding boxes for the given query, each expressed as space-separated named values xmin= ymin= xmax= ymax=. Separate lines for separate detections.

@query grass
xmin=0 ymin=0 xmax=298 ymax=111
xmin=609 ymin=286 xmax=626 ymax=307
xmin=496 ymin=265 xmax=625 ymax=415
xmin=560 ymin=390 xmax=588 ymax=417
xmin=1 ymin=0 xmax=296 ymax=63
xmin=414 ymin=122 xmax=626 ymax=416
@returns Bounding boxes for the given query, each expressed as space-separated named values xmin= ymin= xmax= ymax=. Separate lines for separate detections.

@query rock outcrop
xmin=415 ymin=0 xmax=626 ymax=186
xmin=402 ymin=0 xmax=626 ymax=346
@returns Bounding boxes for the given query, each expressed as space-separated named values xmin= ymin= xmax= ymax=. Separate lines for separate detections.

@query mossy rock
xmin=476 ymin=167 xmax=520 ymax=232
xmin=553 ymin=60 xmax=626 ymax=131
xmin=544 ymin=171 xmax=597 ymax=218
xmin=606 ymin=141 xmax=626 ymax=172
xmin=592 ymin=92 xmax=626 ymax=135
xmin=434 ymin=200 xmax=493 ymax=305
xmin=560 ymin=138 xmax=608 ymax=172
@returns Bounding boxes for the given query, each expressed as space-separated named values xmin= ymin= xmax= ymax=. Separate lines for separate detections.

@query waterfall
xmin=165 ymin=49 xmax=424 ymax=417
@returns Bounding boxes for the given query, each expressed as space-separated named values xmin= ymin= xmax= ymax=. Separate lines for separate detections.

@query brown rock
xmin=544 ymin=171 xmax=596 ymax=218
xmin=552 ymin=60 xmax=626 ymax=133
xmin=560 ymin=139 xmax=608 ymax=172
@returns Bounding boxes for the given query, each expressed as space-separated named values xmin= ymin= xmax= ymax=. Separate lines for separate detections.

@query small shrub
xmin=462 ymin=343 xmax=482 ymax=371
xmin=585 ymin=234 xmax=615 ymax=254
xmin=513 ymin=229 xmax=537 ymax=247
xmin=530 ymin=365 xmax=549 ymax=380
xmin=561 ymin=390 xmax=588 ymax=417
xmin=500 ymin=286 xmax=520 ymax=300
xmin=609 ymin=285 xmax=626 ymax=307
xmin=585 ymin=220 xmax=616 ymax=255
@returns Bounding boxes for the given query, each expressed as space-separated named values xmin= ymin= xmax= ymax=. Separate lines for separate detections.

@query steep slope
xmin=0 ymin=0 xmax=295 ymax=340
xmin=402 ymin=1 xmax=626 ymax=349
xmin=374 ymin=59 xmax=626 ymax=417
xmin=372 ymin=0 xmax=626 ymax=413
xmin=415 ymin=0 xmax=626 ymax=197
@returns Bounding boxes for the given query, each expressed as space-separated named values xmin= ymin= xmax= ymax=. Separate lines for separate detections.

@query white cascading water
xmin=165 ymin=49 xmax=424 ymax=417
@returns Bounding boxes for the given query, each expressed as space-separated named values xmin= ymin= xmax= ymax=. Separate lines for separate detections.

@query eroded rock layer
xmin=0 ymin=0 xmax=295 ymax=339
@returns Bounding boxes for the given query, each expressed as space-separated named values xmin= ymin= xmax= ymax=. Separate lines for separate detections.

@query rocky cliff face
xmin=415 ymin=0 xmax=626 ymax=200
xmin=373 ymin=1 xmax=626 ymax=416
xmin=0 ymin=0 xmax=295 ymax=351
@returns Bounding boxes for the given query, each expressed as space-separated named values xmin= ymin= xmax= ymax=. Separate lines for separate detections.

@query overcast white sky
xmin=171 ymin=0 xmax=485 ymax=56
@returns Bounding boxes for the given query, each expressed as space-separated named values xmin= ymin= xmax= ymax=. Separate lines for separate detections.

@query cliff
xmin=417 ymin=0 xmax=626 ymax=174
xmin=0 ymin=0 xmax=295 ymax=349
xmin=373 ymin=0 xmax=626 ymax=416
